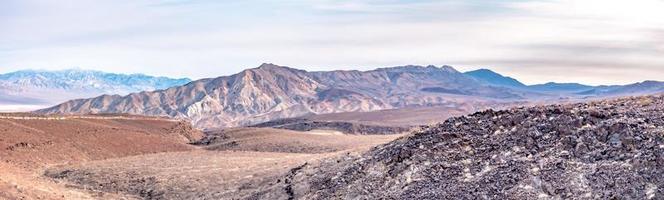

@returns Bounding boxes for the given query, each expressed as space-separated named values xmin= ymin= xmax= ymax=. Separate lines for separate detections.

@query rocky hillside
xmin=37 ymin=64 xmax=526 ymax=128
xmin=250 ymin=95 xmax=664 ymax=199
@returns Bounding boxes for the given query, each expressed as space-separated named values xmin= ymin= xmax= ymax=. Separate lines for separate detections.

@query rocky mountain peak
xmin=440 ymin=65 xmax=460 ymax=73
xmin=253 ymin=63 xmax=302 ymax=72
xmin=256 ymin=63 xmax=281 ymax=69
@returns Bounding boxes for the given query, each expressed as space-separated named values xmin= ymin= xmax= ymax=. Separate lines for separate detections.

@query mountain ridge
xmin=37 ymin=63 xmax=524 ymax=128
xmin=35 ymin=63 xmax=664 ymax=129
xmin=465 ymin=68 xmax=664 ymax=95
xmin=464 ymin=69 xmax=527 ymax=88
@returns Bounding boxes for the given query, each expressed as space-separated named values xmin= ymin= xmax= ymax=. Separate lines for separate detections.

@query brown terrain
xmin=4 ymin=94 xmax=664 ymax=199
xmin=0 ymin=113 xmax=402 ymax=199
xmin=42 ymin=128 xmax=402 ymax=199
xmin=194 ymin=127 xmax=402 ymax=153
xmin=309 ymin=106 xmax=473 ymax=126
xmin=0 ymin=114 xmax=203 ymax=199
xmin=249 ymin=117 xmax=414 ymax=135
xmin=249 ymin=101 xmax=526 ymax=135
xmin=6 ymin=62 xmax=664 ymax=200
xmin=309 ymin=102 xmax=525 ymax=126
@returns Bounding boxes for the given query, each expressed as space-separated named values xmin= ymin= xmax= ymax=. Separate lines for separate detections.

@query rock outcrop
xmin=251 ymin=95 xmax=664 ymax=199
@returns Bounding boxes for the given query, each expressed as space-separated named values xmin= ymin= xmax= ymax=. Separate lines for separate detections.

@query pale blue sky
xmin=2 ymin=0 xmax=664 ymax=85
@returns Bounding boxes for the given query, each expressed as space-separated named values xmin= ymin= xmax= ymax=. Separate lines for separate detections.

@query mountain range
xmin=35 ymin=63 xmax=664 ymax=129
xmin=463 ymin=69 xmax=664 ymax=95
xmin=0 ymin=69 xmax=190 ymax=111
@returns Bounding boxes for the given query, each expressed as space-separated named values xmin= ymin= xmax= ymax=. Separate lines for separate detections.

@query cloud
xmin=1 ymin=0 xmax=663 ymax=85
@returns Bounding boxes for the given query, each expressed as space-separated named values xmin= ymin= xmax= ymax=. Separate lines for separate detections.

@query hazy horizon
xmin=3 ymin=0 xmax=664 ymax=85
xmin=1 ymin=63 xmax=661 ymax=87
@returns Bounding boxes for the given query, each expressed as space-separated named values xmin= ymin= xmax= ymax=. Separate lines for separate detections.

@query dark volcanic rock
xmin=251 ymin=95 xmax=664 ymax=199
xmin=250 ymin=118 xmax=413 ymax=135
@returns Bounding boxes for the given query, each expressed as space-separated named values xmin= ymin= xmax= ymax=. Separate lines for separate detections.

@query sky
xmin=1 ymin=0 xmax=664 ymax=85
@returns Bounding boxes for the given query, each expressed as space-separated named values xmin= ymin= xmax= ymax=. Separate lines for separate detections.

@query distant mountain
xmin=0 ymin=69 xmax=191 ymax=111
xmin=464 ymin=69 xmax=526 ymax=88
xmin=576 ymin=81 xmax=664 ymax=96
xmin=464 ymin=69 xmax=598 ymax=93
xmin=36 ymin=64 xmax=664 ymax=129
xmin=37 ymin=64 xmax=525 ymax=128
xmin=528 ymin=82 xmax=594 ymax=92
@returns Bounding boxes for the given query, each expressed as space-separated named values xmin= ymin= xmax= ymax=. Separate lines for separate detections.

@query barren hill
xmin=249 ymin=95 xmax=664 ymax=199
xmin=0 ymin=114 xmax=202 ymax=199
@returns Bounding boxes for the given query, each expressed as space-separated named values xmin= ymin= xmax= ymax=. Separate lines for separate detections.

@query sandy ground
xmin=0 ymin=115 xmax=403 ymax=199
xmin=45 ymin=128 xmax=403 ymax=199
xmin=0 ymin=162 xmax=92 ymax=200
xmin=305 ymin=129 xmax=345 ymax=135
xmin=46 ymin=151 xmax=327 ymax=199
xmin=0 ymin=116 xmax=203 ymax=199
xmin=199 ymin=127 xmax=401 ymax=153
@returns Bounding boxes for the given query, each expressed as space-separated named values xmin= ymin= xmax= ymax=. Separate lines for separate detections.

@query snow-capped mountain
xmin=0 ymin=69 xmax=191 ymax=111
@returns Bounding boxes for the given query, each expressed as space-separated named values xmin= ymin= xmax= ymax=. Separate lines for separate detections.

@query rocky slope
xmin=37 ymin=64 xmax=526 ymax=129
xmin=250 ymin=95 xmax=664 ymax=199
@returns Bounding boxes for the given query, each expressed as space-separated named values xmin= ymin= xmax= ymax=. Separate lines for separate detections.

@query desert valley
xmin=3 ymin=1 xmax=664 ymax=199
xmin=0 ymin=63 xmax=663 ymax=199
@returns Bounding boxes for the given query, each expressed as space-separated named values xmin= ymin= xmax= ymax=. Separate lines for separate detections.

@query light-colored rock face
xmin=36 ymin=63 xmax=524 ymax=129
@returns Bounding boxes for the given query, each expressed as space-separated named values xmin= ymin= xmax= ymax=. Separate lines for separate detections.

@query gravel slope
xmin=251 ymin=95 xmax=664 ymax=199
